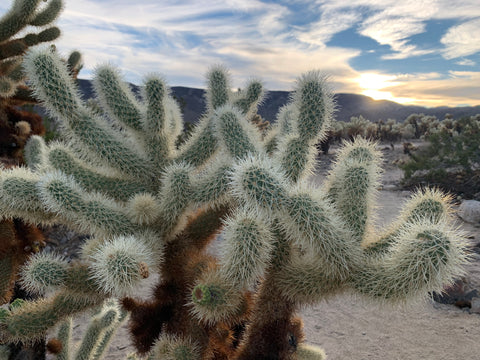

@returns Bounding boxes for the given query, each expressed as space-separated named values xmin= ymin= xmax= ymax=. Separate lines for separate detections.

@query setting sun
xmin=357 ymin=73 xmax=415 ymax=104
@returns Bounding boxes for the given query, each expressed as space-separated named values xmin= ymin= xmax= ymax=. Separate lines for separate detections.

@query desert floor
xmin=51 ymin=141 xmax=480 ymax=360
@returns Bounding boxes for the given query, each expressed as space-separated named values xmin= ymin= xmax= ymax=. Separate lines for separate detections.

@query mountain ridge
xmin=76 ymin=79 xmax=480 ymax=124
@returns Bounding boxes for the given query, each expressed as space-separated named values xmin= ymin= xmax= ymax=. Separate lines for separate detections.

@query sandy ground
xmin=50 ymin=141 xmax=480 ymax=360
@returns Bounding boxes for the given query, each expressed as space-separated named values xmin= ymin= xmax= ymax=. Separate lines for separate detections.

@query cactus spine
xmin=0 ymin=46 xmax=468 ymax=360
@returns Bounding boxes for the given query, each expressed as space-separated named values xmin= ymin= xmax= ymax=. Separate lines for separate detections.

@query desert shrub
xmin=401 ymin=115 xmax=480 ymax=199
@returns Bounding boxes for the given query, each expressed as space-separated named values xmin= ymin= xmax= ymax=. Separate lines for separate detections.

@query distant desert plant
xmin=401 ymin=114 xmax=480 ymax=200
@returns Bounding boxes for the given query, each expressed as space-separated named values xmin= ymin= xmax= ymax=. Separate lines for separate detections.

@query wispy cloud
xmin=441 ymin=19 xmax=480 ymax=59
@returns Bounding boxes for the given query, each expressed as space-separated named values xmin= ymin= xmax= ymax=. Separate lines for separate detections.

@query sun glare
xmin=357 ymin=73 xmax=415 ymax=104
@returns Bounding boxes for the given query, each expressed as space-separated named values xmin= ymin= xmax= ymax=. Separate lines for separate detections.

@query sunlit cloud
xmin=441 ymin=19 xmax=480 ymax=59
xmin=350 ymin=70 xmax=480 ymax=107
xmin=456 ymin=59 xmax=476 ymax=66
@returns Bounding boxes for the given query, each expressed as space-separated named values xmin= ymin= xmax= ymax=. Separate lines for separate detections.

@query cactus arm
xmin=0 ymin=39 xmax=28 ymax=62
xmin=354 ymin=221 xmax=467 ymax=302
xmin=67 ymin=51 xmax=82 ymax=78
xmin=158 ymin=163 xmax=194 ymax=237
xmin=47 ymin=144 xmax=151 ymax=202
xmin=38 ymin=172 xmax=139 ymax=236
xmin=176 ymin=115 xmax=218 ymax=168
xmin=218 ymin=208 xmax=274 ymax=289
xmin=275 ymin=133 xmax=318 ymax=182
xmin=324 ymin=138 xmax=382 ymax=243
xmin=92 ymin=65 xmax=143 ymax=132
xmin=364 ymin=188 xmax=453 ymax=255
xmin=55 ymin=317 xmax=73 ymax=360
xmin=0 ymin=265 xmax=104 ymax=344
xmin=0 ymin=167 xmax=54 ymax=224
xmin=206 ymin=65 xmax=230 ymax=112
xmin=214 ymin=105 xmax=261 ymax=160
xmin=273 ymin=72 xmax=333 ymax=182
xmin=294 ymin=71 xmax=333 ymax=144
xmin=24 ymin=50 xmax=152 ymax=178
xmin=191 ymin=160 xmax=232 ymax=208
xmin=164 ymin=96 xmax=183 ymax=141
xmin=91 ymin=304 xmax=128 ymax=360
xmin=73 ymin=308 xmax=118 ymax=360
xmin=89 ymin=235 xmax=159 ymax=297
xmin=0 ymin=0 xmax=41 ymax=43
xmin=232 ymin=79 xmax=265 ymax=116
xmin=141 ymin=76 xmax=173 ymax=167
xmin=24 ymin=135 xmax=47 ymax=171
xmin=28 ymin=0 xmax=63 ymax=28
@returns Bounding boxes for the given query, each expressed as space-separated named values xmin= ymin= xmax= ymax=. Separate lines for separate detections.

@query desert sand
xmin=50 ymin=141 xmax=480 ymax=360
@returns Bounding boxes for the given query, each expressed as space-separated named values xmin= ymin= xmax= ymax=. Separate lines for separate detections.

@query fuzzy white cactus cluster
xmin=0 ymin=46 xmax=468 ymax=360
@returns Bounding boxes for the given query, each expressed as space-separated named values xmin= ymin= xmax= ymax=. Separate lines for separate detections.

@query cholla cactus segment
xmin=47 ymin=144 xmax=150 ymax=202
xmin=126 ymin=193 xmax=161 ymax=225
xmin=38 ymin=171 xmax=139 ymax=236
xmin=0 ymin=0 xmax=41 ymax=43
xmin=190 ymin=269 xmax=244 ymax=325
xmin=28 ymin=0 xmax=63 ymax=27
xmin=0 ymin=167 xmax=54 ymax=224
xmin=355 ymin=220 xmax=467 ymax=302
xmin=206 ymin=65 xmax=230 ymax=112
xmin=55 ymin=317 xmax=72 ymax=360
xmin=281 ymin=185 xmax=361 ymax=281
xmin=192 ymin=160 xmax=232 ymax=208
xmin=89 ymin=235 xmax=157 ymax=297
xmin=92 ymin=65 xmax=143 ymax=131
xmin=296 ymin=344 xmax=327 ymax=360
xmin=177 ymin=116 xmax=218 ymax=167
xmin=164 ymin=96 xmax=183 ymax=140
xmin=324 ymin=138 xmax=382 ymax=242
xmin=232 ymin=78 xmax=265 ymax=116
xmin=365 ymin=188 xmax=454 ymax=254
xmin=399 ymin=187 xmax=453 ymax=224
xmin=20 ymin=252 xmax=68 ymax=294
xmin=293 ymin=71 xmax=333 ymax=143
xmin=67 ymin=50 xmax=82 ymax=77
xmin=229 ymin=155 xmax=288 ymax=212
xmin=24 ymin=50 xmax=152 ymax=179
xmin=0 ymin=289 xmax=103 ymax=344
xmin=276 ymin=103 xmax=299 ymax=136
xmin=142 ymin=75 xmax=168 ymax=134
xmin=158 ymin=162 xmax=194 ymax=236
xmin=73 ymin=306 xmax=119 ymax=360
xmin=275 ymin=133 xmax=318 ymax=183
xmin=23 ymin=49 xmax=81 ymax=120
xmin=214 ymin=105 xmax=260 ymax=160
xmin=24 ymin=135 xmax=47 ymax=171
xmin=219 ymin=208 xmax=274 ymax=289
xmin=148 ymin=335 xmax=200 ymax=360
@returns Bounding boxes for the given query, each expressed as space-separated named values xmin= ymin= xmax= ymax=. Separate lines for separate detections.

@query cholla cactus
xmin=0 ymin=0 xmax=76 ymax=306
xmin=0 ymin=48 xmax=468 ymax=360
xmin=0 ymin=0 xmax=65 ymax=101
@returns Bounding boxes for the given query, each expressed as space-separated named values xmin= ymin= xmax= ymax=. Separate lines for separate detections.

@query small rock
xmin=457 ymin=200 xmax=480 ymax=224
xmin=432 ymin=278 xmax=478 ymax=308
xmin=471 ymin=298 xmax=480 ymax=314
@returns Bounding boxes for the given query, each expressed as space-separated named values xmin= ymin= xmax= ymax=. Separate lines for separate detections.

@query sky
xmin=3 ymin=0 xmax=480 ymax=107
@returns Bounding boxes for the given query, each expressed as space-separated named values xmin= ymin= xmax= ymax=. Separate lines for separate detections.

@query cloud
xmin=441 ymin=18 xmax=480 ymax=59
xmin=370 ymin=70 xmax=480 ymax=107
xmin=456 ymin=59 xmax=476 ymax=66
xmin=295 ymin=10 xmax=359 ymax=46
